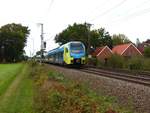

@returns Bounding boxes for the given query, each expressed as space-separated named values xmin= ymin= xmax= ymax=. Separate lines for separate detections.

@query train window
xmin=70 ymin=43 xmax=84 ymax=50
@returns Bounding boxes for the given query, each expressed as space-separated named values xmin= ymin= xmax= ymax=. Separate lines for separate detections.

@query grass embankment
xmin=0 ymin=63 xmax=33 ymax=113
xmin=32 ymin=63 xmax=132 ymax=113
xmin=0 ymin=63 xmax=23 ymax=95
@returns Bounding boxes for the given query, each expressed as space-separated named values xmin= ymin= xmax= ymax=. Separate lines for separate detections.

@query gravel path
xmin=47 ymin=64 xmax=150 ymax=113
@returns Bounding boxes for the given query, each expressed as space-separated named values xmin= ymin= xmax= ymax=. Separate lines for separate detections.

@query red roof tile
xmin=92 ymin=46 xmax=106 ymax=56
xmin=92 ymin=46 xmax=112 ymax=56
xmin=112 ymin=43 xmax=131 ymax=55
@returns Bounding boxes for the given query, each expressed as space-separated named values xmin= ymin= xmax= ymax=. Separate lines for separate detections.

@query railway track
xmin=45 ymin=63 xmax=150 ymax=86
xmin=79 ymin=67 xmax=150 ymax=87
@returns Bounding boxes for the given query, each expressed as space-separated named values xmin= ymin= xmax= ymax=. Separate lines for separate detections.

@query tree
xmin=90 ymin=28 xmax=113 ymax=49
xmin=0 ymin=23 xmax=30 ymax=62
xmin=112 ymin=34 xmax=131 ymax=46
xmin=144 ymin=46 xmax=150 ymax=57
xmin=55 ymin=23 xmax=89 ymax=46
xmin=55 ymin=23 xmax=112 ymax=52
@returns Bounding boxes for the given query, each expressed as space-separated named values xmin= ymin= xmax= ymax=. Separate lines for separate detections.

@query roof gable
xmin=92 ymin=46 xmax=112 ymax=56
xmin=112 ymin=43 xmax=142 ymax=55
xmin=112 ymin=43 xmax=131 ymax=55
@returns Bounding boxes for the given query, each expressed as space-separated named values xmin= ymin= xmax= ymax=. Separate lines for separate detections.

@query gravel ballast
xmin=47 ymin=64 xmax=150 ymax=113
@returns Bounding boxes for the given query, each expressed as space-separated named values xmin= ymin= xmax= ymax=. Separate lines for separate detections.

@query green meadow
xmin=0 ymin=63 xmax=33 ymax=113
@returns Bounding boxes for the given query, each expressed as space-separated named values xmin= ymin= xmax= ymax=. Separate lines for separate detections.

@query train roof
xmin=47 ymin=41 xmax=84 ymax=55
xmin=67 ymin=41 xmax=83 ymax=44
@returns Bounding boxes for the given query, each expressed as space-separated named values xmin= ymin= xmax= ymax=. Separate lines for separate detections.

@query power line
xmin=47 ymin=0 xmax=54 ymax=13
xmin=115 ymin=0 xmax=150 ymax=18
xmin=85 ymin=0 xmax=111 ymax=20
xmin=44 ymin=0 xmax=55 ymax=18
xmin=109 ymin=6 xmax=150 ymax=26
xmin=88 ymin=0 xmax=150 ymax=27
xmin=130 ymin=0 xmax=150 ymax=11
xmin=90 ymin=0 xmax=128 ymax=21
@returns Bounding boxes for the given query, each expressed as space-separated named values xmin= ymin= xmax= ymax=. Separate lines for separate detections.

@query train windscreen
xmin=70 ymin=43 xmax=84 ymax=53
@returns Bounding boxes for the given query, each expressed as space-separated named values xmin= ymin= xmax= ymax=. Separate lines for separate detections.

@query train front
xmin=69 ymin=42 xmax=86 ymax=65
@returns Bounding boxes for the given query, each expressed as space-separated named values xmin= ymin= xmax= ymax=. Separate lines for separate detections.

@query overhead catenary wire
xmin=90 ymin=0 xmax=128 ymax=22
xmin=111 ymin=7 xmax=150 ymax=25
xmin=110 ymin=0 xmax=150 ymax=22
xmin=85 ymin=0 xmax=111 ymax=21
xmin=86 ymin=0 xmax=150 ymax=28
xmin=45 ymin=0 xmax=55 ymax=18
xmin=47 ymin=0 xmax=54 ymax=13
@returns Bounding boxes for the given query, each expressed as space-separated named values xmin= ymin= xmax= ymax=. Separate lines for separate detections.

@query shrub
xmin=144 ymin=46 xmax=150 ymax=58
xmin=35 ymin=80 xmax=118 ymax=113
xmin=142 ymin=58 xmax=150 ymax=71
xmin=33 ymin=65 xmax=132 ymax=113
xmin=87 ymin=57 xmax=97 ymax=66
xmin=128 ymin=56 xmax=143 ymax=70
xmin=96 ymin=59 xmax=105 ymax=67
xmin=108 ymin=54 xmax=125 ymax=69
xmin=48 ymin=71 xmax=65 ymax=81
xmin=28 ymin=60 xmax=38 ymax=67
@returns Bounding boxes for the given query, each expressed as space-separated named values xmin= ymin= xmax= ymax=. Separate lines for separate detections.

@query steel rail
xmin=79 ymin=68 xmax=150 ymax=87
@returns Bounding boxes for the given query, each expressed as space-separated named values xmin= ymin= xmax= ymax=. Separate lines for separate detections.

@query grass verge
xmin=0 ymin=63 xmax=23 ymax=95
xmin=0 ymin=63 xmax=33 ymax=113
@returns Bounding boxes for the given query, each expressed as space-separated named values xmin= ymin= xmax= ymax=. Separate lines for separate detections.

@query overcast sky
xmin=0 ymin=0 xmax=150 ymax=56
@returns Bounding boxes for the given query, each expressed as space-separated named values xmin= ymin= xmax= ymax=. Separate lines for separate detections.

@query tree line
xmin=55 ymin=22 xmax=131 ymax=54
xmin=1 ymin=22 xmax=149 ymax=63
xmin=0 ymin=23 xmax=29 ymax=62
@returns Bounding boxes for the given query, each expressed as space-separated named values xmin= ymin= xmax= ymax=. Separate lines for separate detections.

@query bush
xmin=34 ymin=69 xmax=120 ymax=113
xmin=142 ymin=58 xmax=150 ymax=71
xmin=87 ymin=57 xmax=97 ymax=66
xmin=128 ymin=57 xmax=143 ymax=70
xmin=48 ymin=71 xmax=65 ymax=81
xmin=108 ymin=54 xmax=125 ymax=69
xmin=96 ymin=59 xmax=105 ymax=67
xmin=144 ymin=46 xmax=150 ymax=58
xmin=35 ymin=80 xmax=119 ymax=113
xmin=32 ymin=65 xmax=132 ymax=113
xmin=28 ymin=60 xmax=38 ymax=67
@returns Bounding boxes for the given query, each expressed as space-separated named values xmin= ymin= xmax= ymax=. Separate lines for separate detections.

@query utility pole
xmin=29 ymin=38 xmax=34 ymax=57
xmin=38 ymin=23 xmax=44 ymax=62
xmin=86 ymin=23 xmax=92 ymax=58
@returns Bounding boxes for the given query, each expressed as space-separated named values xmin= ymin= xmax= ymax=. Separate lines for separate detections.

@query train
xmin=44 ymin=41 xmax=86 ymax=65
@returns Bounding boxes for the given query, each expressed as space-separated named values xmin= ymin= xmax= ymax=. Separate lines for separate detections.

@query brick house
xmin=92 ymin=46 xmax=113 ymax=62
xmin=112 ymin=43 xmax=142 ymax=57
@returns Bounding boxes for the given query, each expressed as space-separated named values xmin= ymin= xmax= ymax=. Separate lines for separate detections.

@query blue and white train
xmin=45 ymin=41 xmax=86 ymax=65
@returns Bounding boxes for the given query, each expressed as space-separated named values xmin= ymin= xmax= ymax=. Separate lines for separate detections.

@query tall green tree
xmin=55 ymin=23 xmax=112 ymax=52
xmin=0 ymin=23 xmax=30 ymax=62
xmin=112 ymin=34 xmax=131 ymax=46
xmin=90 ymin=28 xmax=112 ymax=49
xmin=55 ymin=23 xmax=89 ymax=46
